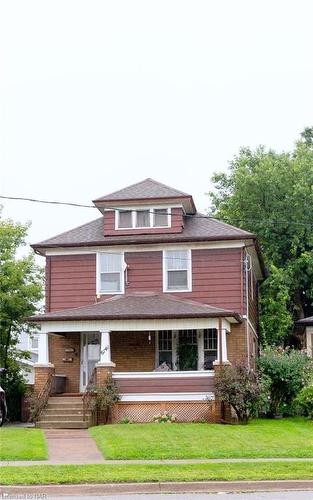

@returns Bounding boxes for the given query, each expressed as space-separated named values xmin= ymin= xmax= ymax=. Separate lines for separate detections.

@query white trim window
xmin=157 ymin=330 xmax=173 ymax=369
xmin=29 ymin=334 xmax=39 ymax=352
xmin=116 ymin=207 xmax=171 ymax=229
xmin=203 ymin=328 xmax=218 ymax=370
xmin=117 ymin=210 xmax=132 ymax=228
xmin=98 ymin=253 xmax=125 ymax=294
xmin=163 ymin=249 xmax=192 ymax=292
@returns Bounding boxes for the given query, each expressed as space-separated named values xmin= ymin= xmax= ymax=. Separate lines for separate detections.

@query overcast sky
xmin=1 ymin=0 xmax=312 ymax=257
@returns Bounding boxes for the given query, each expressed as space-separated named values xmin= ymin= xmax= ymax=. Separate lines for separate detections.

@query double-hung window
xmin=163 ymin=249 xmax=191 ymax=291
xmin=203 ymin=329 xmax=218 ymax=370
xmin=98 ymin=253 xmax=124 ymax=293
xmin=157 ymin=330 xmax=173 ymax=368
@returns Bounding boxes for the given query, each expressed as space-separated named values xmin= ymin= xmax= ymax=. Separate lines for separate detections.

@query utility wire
xmin=1 ymin=194 xmax=313 ymax=227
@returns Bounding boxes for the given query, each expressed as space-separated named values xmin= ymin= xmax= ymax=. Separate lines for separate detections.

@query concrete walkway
xmin=42 ymin=429 xmax=105 ymax=464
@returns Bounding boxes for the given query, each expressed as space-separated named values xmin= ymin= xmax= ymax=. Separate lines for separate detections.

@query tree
xmin=208 ymin=128 xmax=313 ymax=345
xmin=0 ymin=217 xmax=43 ymax=419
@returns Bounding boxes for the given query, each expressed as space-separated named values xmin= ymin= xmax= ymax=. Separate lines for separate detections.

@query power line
xmin=1 ymin=194 xmax=313 ymax=227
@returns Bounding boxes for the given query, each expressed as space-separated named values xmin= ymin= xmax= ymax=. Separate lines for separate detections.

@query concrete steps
xmin=36 ymin=395 xmax=91 ymax=429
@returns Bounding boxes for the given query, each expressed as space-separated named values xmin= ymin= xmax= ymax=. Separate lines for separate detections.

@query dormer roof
xmin=93 ymin=178 xmax=196 ymax=214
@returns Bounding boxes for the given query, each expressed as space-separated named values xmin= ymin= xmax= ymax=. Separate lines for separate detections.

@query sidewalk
xmin=2 ymin=480 xmax=313 ymax=495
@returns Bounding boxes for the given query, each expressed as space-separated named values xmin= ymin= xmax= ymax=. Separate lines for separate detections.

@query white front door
xmin=80 ymin=332 xmax=101 ymax=392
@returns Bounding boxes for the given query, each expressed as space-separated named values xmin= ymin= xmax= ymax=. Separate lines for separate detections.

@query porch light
xmin=148 ymin=332 xmax=151 ymax=344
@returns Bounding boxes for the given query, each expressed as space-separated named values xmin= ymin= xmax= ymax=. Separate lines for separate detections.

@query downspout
xmin=244 ymin=251 xmax=252 ymax=367
xmin=218 ymin=317 xmax=225 ymax=422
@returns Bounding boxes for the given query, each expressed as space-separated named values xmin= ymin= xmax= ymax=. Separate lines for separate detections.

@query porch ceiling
xmin=28 ymin=293 xmax=242 ymax=323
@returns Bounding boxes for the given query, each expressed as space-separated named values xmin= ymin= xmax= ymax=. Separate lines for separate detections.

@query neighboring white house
xmin=16 ymin=332 xmax=39 ymax=384
xmin=297 ymin=316 xmax=313 ymax=357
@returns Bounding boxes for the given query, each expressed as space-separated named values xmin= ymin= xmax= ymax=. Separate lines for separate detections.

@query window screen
xmin=164 ymin=250 xmax=190 ymax=290
xmin=99 ymin=253 xmax=123 ymax=292
xmin=118 ymin=210 xmax=132 ymax=228
xmin=153 ymin=208 xmax=168 ymax=227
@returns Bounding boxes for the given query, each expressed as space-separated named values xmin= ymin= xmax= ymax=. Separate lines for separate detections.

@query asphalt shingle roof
xmin=93 ymin=178 xmax=191 ymax=202
xmin=28 ymin=293 xmax=242 ymax=322
xmin=32 ymin=213 xmax=254 ymax=249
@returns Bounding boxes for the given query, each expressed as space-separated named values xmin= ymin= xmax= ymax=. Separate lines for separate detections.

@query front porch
xmin=29 ymin=293 xmax=241 ymax=423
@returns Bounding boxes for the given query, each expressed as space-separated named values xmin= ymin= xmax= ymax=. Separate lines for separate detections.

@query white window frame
xmin=96 ymin=252 xmax=125 ymax=295
xmin=163 ymin=248 xmax=192 ymax=293
xmin=115 ymin=207 xmax=172 ymax=230
xmin=28 ymin=333 xmax=39 ymax=352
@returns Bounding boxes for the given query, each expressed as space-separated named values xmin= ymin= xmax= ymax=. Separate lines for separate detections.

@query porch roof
xmin=297 ymin=316 xmax=313 ymax=326
xmin=28 ymin=293 xmax=242 ymax=323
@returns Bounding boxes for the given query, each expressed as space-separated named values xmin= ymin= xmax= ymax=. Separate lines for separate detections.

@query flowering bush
xmin=258 ymin=346 xmax=313 ymax=417
xmin=214 ymin=363 xmax=269 ymax=424
xmin=152 ymin=411 xmax=177 ymax=423
xmin=295 ymin=385 xmax=313 ymax=419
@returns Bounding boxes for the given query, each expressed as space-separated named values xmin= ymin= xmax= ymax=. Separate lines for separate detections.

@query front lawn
xmin=1 ymin=462 xmax=313 ymax=485
xmin=0 ymin=428 xmax=48 ymax=461
xmin=89 ymin=418 xmax=313 ymax=459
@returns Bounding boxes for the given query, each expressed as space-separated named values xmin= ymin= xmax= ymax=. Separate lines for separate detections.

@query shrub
xmin=258 ymin=347 xmax=313 ymax=417
xmin=0 ymin=361 xmax=27 ymax=422
xmin=295 ymin=385 xmax=313 ymax=419
xmin=86 ymin=376 xmax=120 ymax=424
xmin=214 ymin=363 xmax=269 ymax=424
xmin=152 ymin=411 xmax=177 ymax=423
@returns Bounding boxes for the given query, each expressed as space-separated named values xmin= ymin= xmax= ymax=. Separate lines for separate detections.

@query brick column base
xmin=34 ymin=364 xmax=55 ymax=394
xmin=95 ymin=362 xmax=116 ymax=386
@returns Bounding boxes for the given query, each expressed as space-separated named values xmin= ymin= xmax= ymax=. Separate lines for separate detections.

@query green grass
xmin=89 ymin=418 xmax=313 ymax=459
xmin=0 ymin=428 xmax=48 ymax=461
xmin=1 ymin=462 xmax=313 ymax=485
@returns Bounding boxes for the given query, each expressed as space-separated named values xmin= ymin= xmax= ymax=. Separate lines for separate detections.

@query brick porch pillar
xmin=95 ymin=329 xmax=116 ymax=386
xmin=34 ymin=332 xmax=55 ymax=393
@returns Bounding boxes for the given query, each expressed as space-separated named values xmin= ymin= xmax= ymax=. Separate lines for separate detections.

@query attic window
xmin=118 ymin=210 xmax=132 ymax=228
xmin=116 ymin=208 xmax=171 ymax=229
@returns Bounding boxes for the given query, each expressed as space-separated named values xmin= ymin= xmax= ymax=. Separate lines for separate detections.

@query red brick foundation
xmin=34 ymin=364 xmax=55 ymax=394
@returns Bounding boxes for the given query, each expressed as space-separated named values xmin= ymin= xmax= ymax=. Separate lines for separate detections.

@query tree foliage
xmin=258 ymin=346 xmax=313 ymax=417
xmin=208 ymin=128 xmax=313 ymax=345
xmin=0 ymin=217 xmax=43 ymax=419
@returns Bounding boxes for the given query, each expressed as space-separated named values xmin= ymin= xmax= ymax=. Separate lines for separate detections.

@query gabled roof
xmin=28 ymin=293 xmax=242 ymax=323
xmin=32 ymin=213 xmax=255 ymax=249
xmin=93 ymin=178 xmax=192 ymax=203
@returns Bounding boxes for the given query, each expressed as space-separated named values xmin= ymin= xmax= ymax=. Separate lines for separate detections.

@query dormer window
xmin=153 ymin=208 xmax=168 ymax=227
xmin=116 ymin=207 xmax=171 ymax=229
xmin=136 ymin=210 xmax=150 ymax=228
xmin=118 ymin=210 xmax=132 ymax=228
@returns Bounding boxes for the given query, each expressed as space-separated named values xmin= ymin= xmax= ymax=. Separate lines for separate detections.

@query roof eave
xmin=28 ymin=311 xmax=242 ymax=323
xmin=31 ymin=233 xmax=256 ymax=254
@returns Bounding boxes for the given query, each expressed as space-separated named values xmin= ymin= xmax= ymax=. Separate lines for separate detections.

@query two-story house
xmin=29 ymin=178 xmax=265 ymax=427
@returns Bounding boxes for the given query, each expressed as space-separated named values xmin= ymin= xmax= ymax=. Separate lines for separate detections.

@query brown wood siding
xmin=171 ymin=248 xmax=242 ymax=313
xmin=48 ymin=254 xmax=96 ymax=312
xmin=125 ymin=252 xmax=162 ymax=292
xmin=115 ymin=376 xmax=215 ymax=393
xmin=103 ymin=207 xmax=183 ymax=236
xmin=46 ymin=247 xmax=243 ymax=313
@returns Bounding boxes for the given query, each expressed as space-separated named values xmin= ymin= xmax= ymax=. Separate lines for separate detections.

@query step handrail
xmin=29 ymin=371 xmax=53 ymax=423
xmin=82 ymin=368 xmax=97 ymax=425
